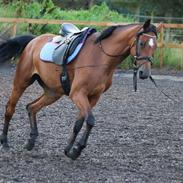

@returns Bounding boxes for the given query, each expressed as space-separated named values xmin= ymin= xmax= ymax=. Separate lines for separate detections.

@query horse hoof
xmin=25 ymin=139 xmax=35 ymax=151
xmin=65 ymin=144 xmax=82 ymax=160
xmin=1 ymin=143 xmax=9 ymax=149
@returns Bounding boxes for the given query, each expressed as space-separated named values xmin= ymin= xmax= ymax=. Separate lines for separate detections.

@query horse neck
xmin=103 ymin=24 xmax=142 ymax=58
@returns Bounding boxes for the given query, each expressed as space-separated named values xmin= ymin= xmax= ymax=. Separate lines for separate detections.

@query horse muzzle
xmin=139 ymin=70 xmax=149 ymax=79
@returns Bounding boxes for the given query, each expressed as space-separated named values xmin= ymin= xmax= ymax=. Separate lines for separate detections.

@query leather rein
xmin=98 ymin=29 xmax=176 ymax=102
xmin=98 ymin=30 xmax=156 ymax=91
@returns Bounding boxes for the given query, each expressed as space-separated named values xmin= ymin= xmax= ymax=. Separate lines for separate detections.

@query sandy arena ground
xmin=0 ymin=64 xmax=182 ymax=183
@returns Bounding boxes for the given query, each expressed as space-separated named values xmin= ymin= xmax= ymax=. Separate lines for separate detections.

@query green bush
xmin=0 ymin=1 xmax=133 ymax=35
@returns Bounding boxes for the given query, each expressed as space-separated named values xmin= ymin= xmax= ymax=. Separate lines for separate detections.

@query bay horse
xmin=0 ymin=20 xmax=161 ymax=160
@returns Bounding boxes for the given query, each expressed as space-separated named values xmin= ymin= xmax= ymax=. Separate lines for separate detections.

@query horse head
xmin=130 ymin=19 xmax=162 ymax=80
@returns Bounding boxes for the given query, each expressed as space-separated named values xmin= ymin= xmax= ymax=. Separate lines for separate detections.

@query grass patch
xmin=154 ymin=48 xmax=183 ymax=70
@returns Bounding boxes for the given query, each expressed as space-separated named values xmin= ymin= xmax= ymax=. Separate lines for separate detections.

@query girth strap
xmin=60 ymin=37 xmax=72 ymax=96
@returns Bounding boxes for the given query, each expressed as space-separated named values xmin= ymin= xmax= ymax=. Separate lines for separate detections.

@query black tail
xmin=0 ymin=35 xmax=36 ymax=63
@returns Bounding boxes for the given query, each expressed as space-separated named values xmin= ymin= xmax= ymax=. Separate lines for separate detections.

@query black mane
xmin=95 ymin=24 xmax=138 ymax=44
xmin=95 ymin=26 xmax=119 ymax=44
xmin=95 ymin=22 xmax=157 ymax=44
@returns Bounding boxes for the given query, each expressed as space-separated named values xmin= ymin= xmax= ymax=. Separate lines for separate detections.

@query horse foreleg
xmin=64 ymin=115 xmax=85 ymax=156
xmin=75 ymin=111 xmax=95 ymax=157
xmin=76 ymin=94 xmax=101 ymax=150
xmin=65 ymin=92 xmax=99 ymax=160
xmin=25 ymin=93 xmax=61 ymax=151
xmin=66 ymin=111 xmax=95 ymax=160
xmin=25 ymin=95 xmax=43 ymax=151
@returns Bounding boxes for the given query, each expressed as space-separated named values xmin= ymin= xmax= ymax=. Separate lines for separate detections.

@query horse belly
xmin=36 ymin=61 xmax=63 ymax=90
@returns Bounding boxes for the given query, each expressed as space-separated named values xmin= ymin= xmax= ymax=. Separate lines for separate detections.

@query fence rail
xmin=0 ymin=17 xmax=183 ymax=67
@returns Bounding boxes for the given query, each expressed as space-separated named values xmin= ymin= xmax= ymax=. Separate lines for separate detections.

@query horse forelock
xmin=148 ymin=24 xmax=157 ymax=36
xmin=140 ymin=22 xmax=157 ymax=36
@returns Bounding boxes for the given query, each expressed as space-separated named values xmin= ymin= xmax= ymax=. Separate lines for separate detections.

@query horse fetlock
xmin=0 ymin=133 xmax=7 ymax=143
xmin=77 ymin=142 xmax=86 ymax=150
xmin=30 ymin=131 xmax=39 ymax=138
xmin=26 ymin=131 xmax=38 ymax=151
xmin=64 ymin=144 xmax=73 ymax=155
xmin=25 ymin=138 xmax=35 ymax=151
xmin=65 ymin=143 xmax=83 ymax=160
xmin=0 ymin=134 xmax=9 ymax=148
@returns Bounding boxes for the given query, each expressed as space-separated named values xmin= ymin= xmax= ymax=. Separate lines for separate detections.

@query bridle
xmin=99 ymin=41 xmax=125 ymax=58
xmin=131 ymin=31 xmax=176 ymax=102
xmin=98 ymin=27 xmax=158 ymax=87
xmin=98 ymin=27 xmax=160 ymax=93
xmin=98 ymin=26 xmax=177 ymax=102
xmin=132 ymin=31 xmax=157 ymax=92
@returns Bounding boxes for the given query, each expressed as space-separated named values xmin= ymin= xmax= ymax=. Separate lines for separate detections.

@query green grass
xmin=154 ymin=48 xmax=183 ymax=70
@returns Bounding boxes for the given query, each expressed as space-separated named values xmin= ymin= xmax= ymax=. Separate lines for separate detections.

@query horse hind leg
xmin=25 ymin=92 xmax=61 ymax=151
xmin=0 ymin=72 xmax=43 ymax=148
xmin=0 ymin=84 xmax=30 ymax=148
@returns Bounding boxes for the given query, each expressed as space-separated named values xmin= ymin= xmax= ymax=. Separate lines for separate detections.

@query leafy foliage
xmin=0 ymin=1 xmax=133 ymax=35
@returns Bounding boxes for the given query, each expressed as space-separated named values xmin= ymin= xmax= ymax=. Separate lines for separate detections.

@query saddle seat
xmin=52 ymin=23 xmax=88 ymax=43
xmin=59 ymin=23 xmax=81 ymax=36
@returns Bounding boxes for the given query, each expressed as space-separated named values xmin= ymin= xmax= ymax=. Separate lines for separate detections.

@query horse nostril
xmin=139 ymin=71 xmax=148 ymax=80
xmin=139 ymin=71 xmax=143 ymax=77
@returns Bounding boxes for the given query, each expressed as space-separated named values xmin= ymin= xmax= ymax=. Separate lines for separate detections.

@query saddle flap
xmin=52 ymin=34 xmax=81 ymax=65
xmin=40 ymin=28 xmax=96 ymax=66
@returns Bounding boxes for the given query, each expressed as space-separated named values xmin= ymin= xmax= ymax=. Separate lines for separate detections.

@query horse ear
xmin=156 ymin=23 xmax=163 ymax=33
xmin=143 ymin=19 xmax=151 ymax=30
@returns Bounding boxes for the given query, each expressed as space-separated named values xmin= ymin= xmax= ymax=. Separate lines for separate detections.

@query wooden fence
xmin=0 ymin=17 xmax=183 ymax=67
